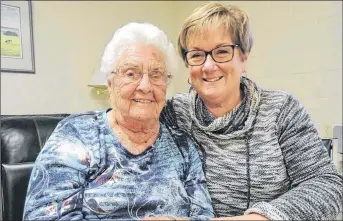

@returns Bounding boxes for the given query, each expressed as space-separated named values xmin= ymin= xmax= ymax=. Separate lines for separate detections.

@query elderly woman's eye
xmin=150 ymin=72 xmax=163 ymax=79
xmin=124 ymin=71 xmax=138 ymax=78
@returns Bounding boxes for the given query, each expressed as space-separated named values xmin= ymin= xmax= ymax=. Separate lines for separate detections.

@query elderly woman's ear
xmin=107 ymin=78 xmax=112 ymax=90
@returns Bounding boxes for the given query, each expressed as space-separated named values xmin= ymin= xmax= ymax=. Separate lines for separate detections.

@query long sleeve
xmin=185 ymin=139 xmax=215 ymax=221
xmin=23 ymin=123 xmax=92 ymax=221
xmin=245 ymin=94 xmax=343 ymax=220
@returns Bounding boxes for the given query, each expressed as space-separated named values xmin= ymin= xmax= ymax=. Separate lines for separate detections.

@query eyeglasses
xmin=111 ymin=68 xmax=173 ymax=86
xmin=184 ymin=44 xmax=240 ymax=66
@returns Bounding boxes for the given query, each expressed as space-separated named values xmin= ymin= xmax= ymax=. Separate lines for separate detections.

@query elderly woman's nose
xmin=136 ymin=74 xmax=153 ymax=92
xmin=202 ymin=54 xmax=218 ymax=72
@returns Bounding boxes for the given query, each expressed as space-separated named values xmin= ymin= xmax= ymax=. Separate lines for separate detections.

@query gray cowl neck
xmin=189 ymin=76 xmax=261 ymax=137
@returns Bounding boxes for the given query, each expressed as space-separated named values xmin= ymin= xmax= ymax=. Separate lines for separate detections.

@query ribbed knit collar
xmin=189 ymin=76 xmax=261 ymax=136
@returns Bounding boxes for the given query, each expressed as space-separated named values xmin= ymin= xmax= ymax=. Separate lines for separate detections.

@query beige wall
xmin=1 ymin=1 xmax=176 ymax=114
xmin=1 ymin=1 xmax=342 ymax=137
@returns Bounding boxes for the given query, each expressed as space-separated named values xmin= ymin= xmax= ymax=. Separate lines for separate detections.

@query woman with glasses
xmin=23 ymin=22 xmax=214 ymax=221
xmin=161 ymin=2 xmax=343 ymax=221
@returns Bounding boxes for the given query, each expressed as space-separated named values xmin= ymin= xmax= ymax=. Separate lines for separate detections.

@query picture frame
xmin=1 ymin=0 xmax=35 ymax=73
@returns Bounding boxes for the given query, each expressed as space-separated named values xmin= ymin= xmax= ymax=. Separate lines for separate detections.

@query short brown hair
xmin=177 ymin=2 xmax=253 ymax=65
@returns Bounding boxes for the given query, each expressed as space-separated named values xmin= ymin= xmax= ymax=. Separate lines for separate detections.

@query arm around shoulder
xmin=160 ymin=93 xmax=192 ymax=132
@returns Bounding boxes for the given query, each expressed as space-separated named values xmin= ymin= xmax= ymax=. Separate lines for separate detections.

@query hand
xmin=141 ymin=216 xmax=189 ymax=221
xmin=211 ymin=214 xmax=269 ymax=220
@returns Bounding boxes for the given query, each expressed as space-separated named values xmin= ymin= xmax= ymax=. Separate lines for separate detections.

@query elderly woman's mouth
xmin=203 ymin=76 xmax=223 ymax=82
xmin=132 ymin=99 xmax=154 ymax=103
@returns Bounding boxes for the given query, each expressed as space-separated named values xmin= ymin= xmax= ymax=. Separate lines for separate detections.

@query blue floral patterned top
xmin=23 ymin=109 xmax=214 ymax=221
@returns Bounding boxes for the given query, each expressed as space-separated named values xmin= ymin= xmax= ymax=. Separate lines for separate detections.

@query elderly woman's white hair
xmin=101 ymin=22 xmax=179 ymax=80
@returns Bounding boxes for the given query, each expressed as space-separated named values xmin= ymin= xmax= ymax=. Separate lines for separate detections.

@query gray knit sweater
xmin=160 ymin=77 xmax=343 ymax=220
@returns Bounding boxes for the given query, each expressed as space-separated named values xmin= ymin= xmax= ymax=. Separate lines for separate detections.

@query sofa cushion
xmin=1 ymin=119 xmax=41 ymax=164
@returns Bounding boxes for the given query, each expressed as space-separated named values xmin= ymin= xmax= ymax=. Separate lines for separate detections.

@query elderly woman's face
xmin=107 ymin=44 xmax=167 ymax=121
xmin=187 ymin=25 xmax=248 ymax=104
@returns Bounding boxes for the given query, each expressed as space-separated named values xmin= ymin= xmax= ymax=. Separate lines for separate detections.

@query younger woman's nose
xmin=202 ymin=54 xmax=218 ymax=72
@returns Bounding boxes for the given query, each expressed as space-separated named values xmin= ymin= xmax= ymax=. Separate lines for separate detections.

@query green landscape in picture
xmin=1 ymin=34 xmax=21 ymax=57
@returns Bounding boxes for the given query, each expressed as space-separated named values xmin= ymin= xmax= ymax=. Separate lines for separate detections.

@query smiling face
xmin=107 ymin=44 xmax=167 ymax=122
xmin=187 ymin=25 xmax=249 ymax=106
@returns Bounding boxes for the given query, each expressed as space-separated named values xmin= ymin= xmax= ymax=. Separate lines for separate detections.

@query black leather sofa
xmin=1 ymin=114 xmax=69 ymax=221
xmin=0 ymin=114 xmax=334 ymax=221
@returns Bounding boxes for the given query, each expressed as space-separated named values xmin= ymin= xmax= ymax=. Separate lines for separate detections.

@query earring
xmin=242 ymin=71 xmax=247 ymax=78
xmin=187 ymin=77 xmax=192 ymax=85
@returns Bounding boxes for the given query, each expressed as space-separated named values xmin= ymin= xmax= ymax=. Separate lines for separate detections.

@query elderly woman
xmin=161 ymin=2 xmax=343 ymax=221
xmin=22 ymin=22 xmax=214 ymax=221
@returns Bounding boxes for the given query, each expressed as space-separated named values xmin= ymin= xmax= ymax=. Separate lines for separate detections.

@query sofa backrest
xmin=1 ymin=114 xmax=69 ymax=221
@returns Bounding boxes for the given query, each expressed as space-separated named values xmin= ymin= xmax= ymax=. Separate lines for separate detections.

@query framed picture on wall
xmin=1 ymin=0 xmax=35 ymax=73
